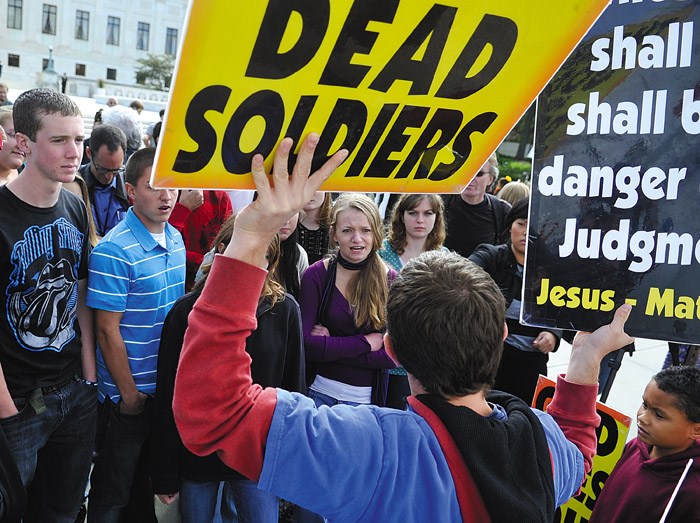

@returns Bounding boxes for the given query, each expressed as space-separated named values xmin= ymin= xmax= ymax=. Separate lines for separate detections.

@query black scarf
xmin=316 ymin=253 xmax=368 ymax=325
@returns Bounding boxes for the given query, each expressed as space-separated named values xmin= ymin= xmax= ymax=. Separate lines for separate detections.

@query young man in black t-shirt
xmin=0 ymin=89 xmax=98 ymax=522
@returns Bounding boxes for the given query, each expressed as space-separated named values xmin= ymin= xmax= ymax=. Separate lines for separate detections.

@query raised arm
xmin=547 ymin=304 xmax=634 ymax=474
xmin=173 ymin=135 xmax=347 ymax=481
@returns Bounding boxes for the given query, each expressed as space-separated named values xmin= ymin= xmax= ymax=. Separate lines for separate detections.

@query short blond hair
xmin=498 ymin=181 xmax=530 ymax=206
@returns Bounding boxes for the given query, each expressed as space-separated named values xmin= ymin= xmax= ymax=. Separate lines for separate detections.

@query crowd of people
xmin=0 ymin=87 xmax=697 ymax=523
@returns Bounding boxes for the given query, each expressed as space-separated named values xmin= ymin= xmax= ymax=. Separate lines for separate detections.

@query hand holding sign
xmin=565 ymin=304 xmax=635 ymax=387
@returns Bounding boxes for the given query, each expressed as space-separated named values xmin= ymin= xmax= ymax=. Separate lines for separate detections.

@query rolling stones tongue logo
xmin=6 ymin=219 xmax=84 ymax=352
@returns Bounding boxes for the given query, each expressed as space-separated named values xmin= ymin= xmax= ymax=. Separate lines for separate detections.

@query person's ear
xmin=86 ymin=146 xmax=93 ymax=160
xmin=383 ymin=333 xmax=401 ymax=366
xmin=217 ymin=242 xmax=227 ymax=254
xmin=331 ymin=226 xmax=337 ymax=244
xmin=125 ymin=182 xmax=136 ymax=200
xmin=690 ymin=422 xmax=700 ymax=441
xmin=503 ymin=323 xmax=508 ymax=341
xmin=14 ymin=132 xmax=31 ymax=155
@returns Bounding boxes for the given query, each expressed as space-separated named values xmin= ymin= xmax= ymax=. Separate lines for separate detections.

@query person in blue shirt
xmin=87 ymin=148 xmax=185 ymax=522
xmin=78 ymin=123 xmax=130 ymax=238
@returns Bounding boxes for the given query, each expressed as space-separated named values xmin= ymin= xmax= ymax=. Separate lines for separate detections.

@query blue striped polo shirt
xmin=87 ymin=208 xmax=185 ymax=402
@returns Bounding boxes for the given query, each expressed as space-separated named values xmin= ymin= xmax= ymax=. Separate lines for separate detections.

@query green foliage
xmin=135 ymin=54 xmax=175 ymax=91
xmin=498 ymin=157 xmax=532 ymax=183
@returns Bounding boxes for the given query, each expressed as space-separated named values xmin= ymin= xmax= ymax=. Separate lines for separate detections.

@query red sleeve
xmin=168 ymin=201 xmax=192 ymax=230
xmin=173 ymin=254 xmax=278 ymax=481
xmin=546 ymin=374 xmax=600 ymax=474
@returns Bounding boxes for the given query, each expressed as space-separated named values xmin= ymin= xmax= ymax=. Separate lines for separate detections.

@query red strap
xmin=407 ymin=397 xmax=491 ymax=523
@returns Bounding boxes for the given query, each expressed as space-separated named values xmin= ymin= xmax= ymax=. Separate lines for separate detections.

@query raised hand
xmin=566 ymin=304 xmax=635 ymax=385
xmin=223 ymin=134 xmax=347 ymax=267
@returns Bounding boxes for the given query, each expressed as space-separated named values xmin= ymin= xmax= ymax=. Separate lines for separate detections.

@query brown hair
xmin=13 ymin=88 xmax=82 ymax=141
xmin=316 ymin=192 xmax=333 ymax=227
xmin=330 ymin=193 xmax=388 ymax=330
xmin=387 ymin=194 xmax=446 ymax=255
xmin=63 ymin=174 xmax=99 ymax=247
xmin=387 ymin=251 xmax=506 ymax=396
xmin=125 ymin=147 xmax=155 ymax=186
xmin=194 ymin=214 xmax=285 ymax=307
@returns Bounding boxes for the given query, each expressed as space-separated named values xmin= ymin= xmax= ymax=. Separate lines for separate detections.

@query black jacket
xmin=151 ymin=290 xmax=306 ymax=493
xmin=469 ymin=243 xmax=561 ymax=350
xmin=78 ymin=163 xmax=130 ymax=236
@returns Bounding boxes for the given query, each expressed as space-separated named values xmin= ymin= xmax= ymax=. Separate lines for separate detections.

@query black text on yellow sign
xmin=154 ymin=0 xmax=610 ymax=192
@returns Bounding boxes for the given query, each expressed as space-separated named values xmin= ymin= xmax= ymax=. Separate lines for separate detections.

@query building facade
xmin=0 ymin=0 xmax=188 ymax=100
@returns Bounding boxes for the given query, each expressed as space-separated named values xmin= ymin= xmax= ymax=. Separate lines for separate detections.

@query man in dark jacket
xmin=78 ymin=124 xmax=130 ymax=238
xmin=443 ymin=152 xmax=511 ymax=257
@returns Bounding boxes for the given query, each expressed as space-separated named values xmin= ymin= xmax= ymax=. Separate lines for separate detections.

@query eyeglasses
xmin=475 ymin=170 xmax=490 ymax=177
xmin=91 ymin=158 xmax=125 ymax=177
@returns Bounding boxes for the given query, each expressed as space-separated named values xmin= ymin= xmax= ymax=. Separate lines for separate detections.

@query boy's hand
xmin=565 ymin=304 xmax=635 ymax=385
xmin=223 ymin=134 xmax=347 ymax=267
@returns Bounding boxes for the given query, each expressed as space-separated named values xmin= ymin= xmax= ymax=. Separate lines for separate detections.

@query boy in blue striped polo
xmin=86 ymin=147 xmax=185 ymax=521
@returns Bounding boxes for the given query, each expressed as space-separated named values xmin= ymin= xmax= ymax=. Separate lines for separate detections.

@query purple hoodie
xmin=590 ymin=438 xmax=700 ymax=522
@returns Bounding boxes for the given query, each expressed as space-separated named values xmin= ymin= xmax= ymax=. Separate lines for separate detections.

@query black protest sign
xmin=523 ymin=0 xmax=700 ymax=342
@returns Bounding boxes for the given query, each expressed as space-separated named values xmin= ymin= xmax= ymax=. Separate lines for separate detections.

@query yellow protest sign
xmin=153 ymin=0 xmax=610 ymax=193
xmin=533 ymin=376 xmax=632 ymax=522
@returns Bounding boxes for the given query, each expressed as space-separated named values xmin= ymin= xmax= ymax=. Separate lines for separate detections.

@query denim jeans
xmin=180 ymin=478 xmax=279 ymax=523
xmin=0 ymin=375 xmax=97 ymax=523
xmin=87 ymin=396 xmax=157 ymax=523
xmin=179 ymin=479 xmax=238 ymax=523
xmin=307 ymin=389 xmax=363 ymax=408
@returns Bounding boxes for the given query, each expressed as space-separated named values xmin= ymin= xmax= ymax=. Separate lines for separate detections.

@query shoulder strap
xmin=486 ymin=194 xmax=508 ymax=241
xmin=407 ymin=396 xmax=491 ymax=523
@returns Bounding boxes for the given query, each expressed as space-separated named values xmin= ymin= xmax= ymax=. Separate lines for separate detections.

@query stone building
xmin=0 ymin=0 xmax=187 ymax=102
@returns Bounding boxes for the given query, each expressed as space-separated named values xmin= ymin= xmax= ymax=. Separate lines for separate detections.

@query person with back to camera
xmin=152 ymin=216 xmax=305 ymax=523
xmin=172 ymin=133 xmax=636 ymax=523
xmin=469 ymin=198 xmax=562 ymax=403
xmin=589 ymin=365 xmax=700 ymax=522
xmin=497 ymin=180 xmax=530 ymax=207
xmin=378 ymin=193 xmax=448 ymax=409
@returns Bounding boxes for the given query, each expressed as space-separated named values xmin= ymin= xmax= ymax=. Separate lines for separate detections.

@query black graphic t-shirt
xmin=0 ymin=186 xmax=90 ymax=395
